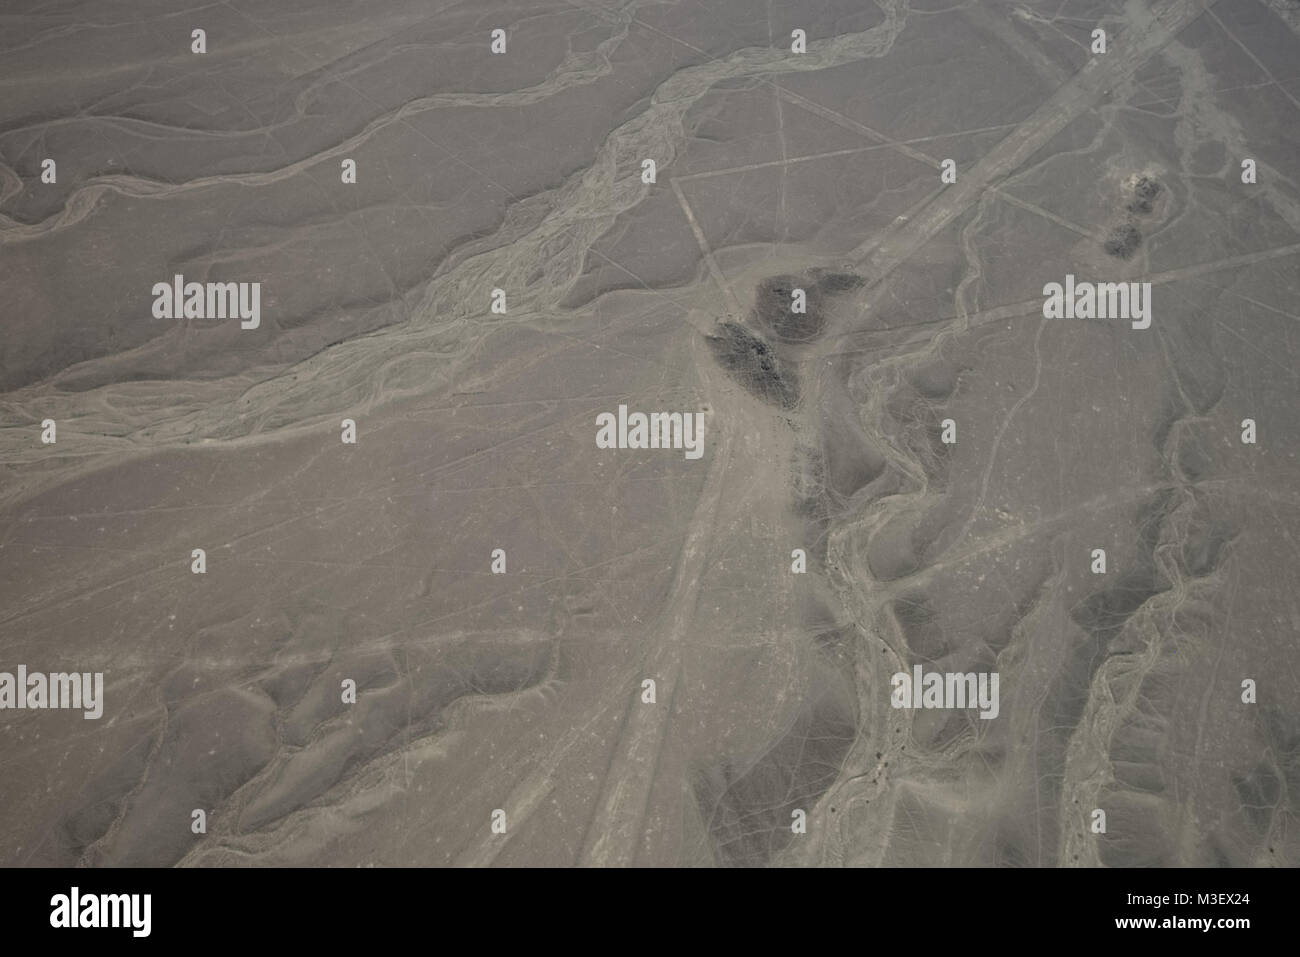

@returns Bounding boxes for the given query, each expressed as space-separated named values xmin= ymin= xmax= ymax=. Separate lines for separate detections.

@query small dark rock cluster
xmin=707 ymin=270 xmax=866 ymax=408
xmin=1104 ymin=221 xmax=1143 ymax=259
xmin=1104 ymin=175 xmax=1162 ymax=259
xmin=1127 ymin=176 xmax=1162 ymax=215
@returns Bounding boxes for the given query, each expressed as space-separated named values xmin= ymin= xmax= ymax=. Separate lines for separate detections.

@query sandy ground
xmin=2 ymin=0 xmax=1298 ymax=866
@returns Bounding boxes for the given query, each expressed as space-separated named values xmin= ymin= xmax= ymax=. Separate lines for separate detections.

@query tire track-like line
xmin=846 ymin=0 xmax=1215 ymax=315
xmin=577 ymin=405 xmax=727 ymax=866
xmin=451 ymin=347 xmax=727 ymax=868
